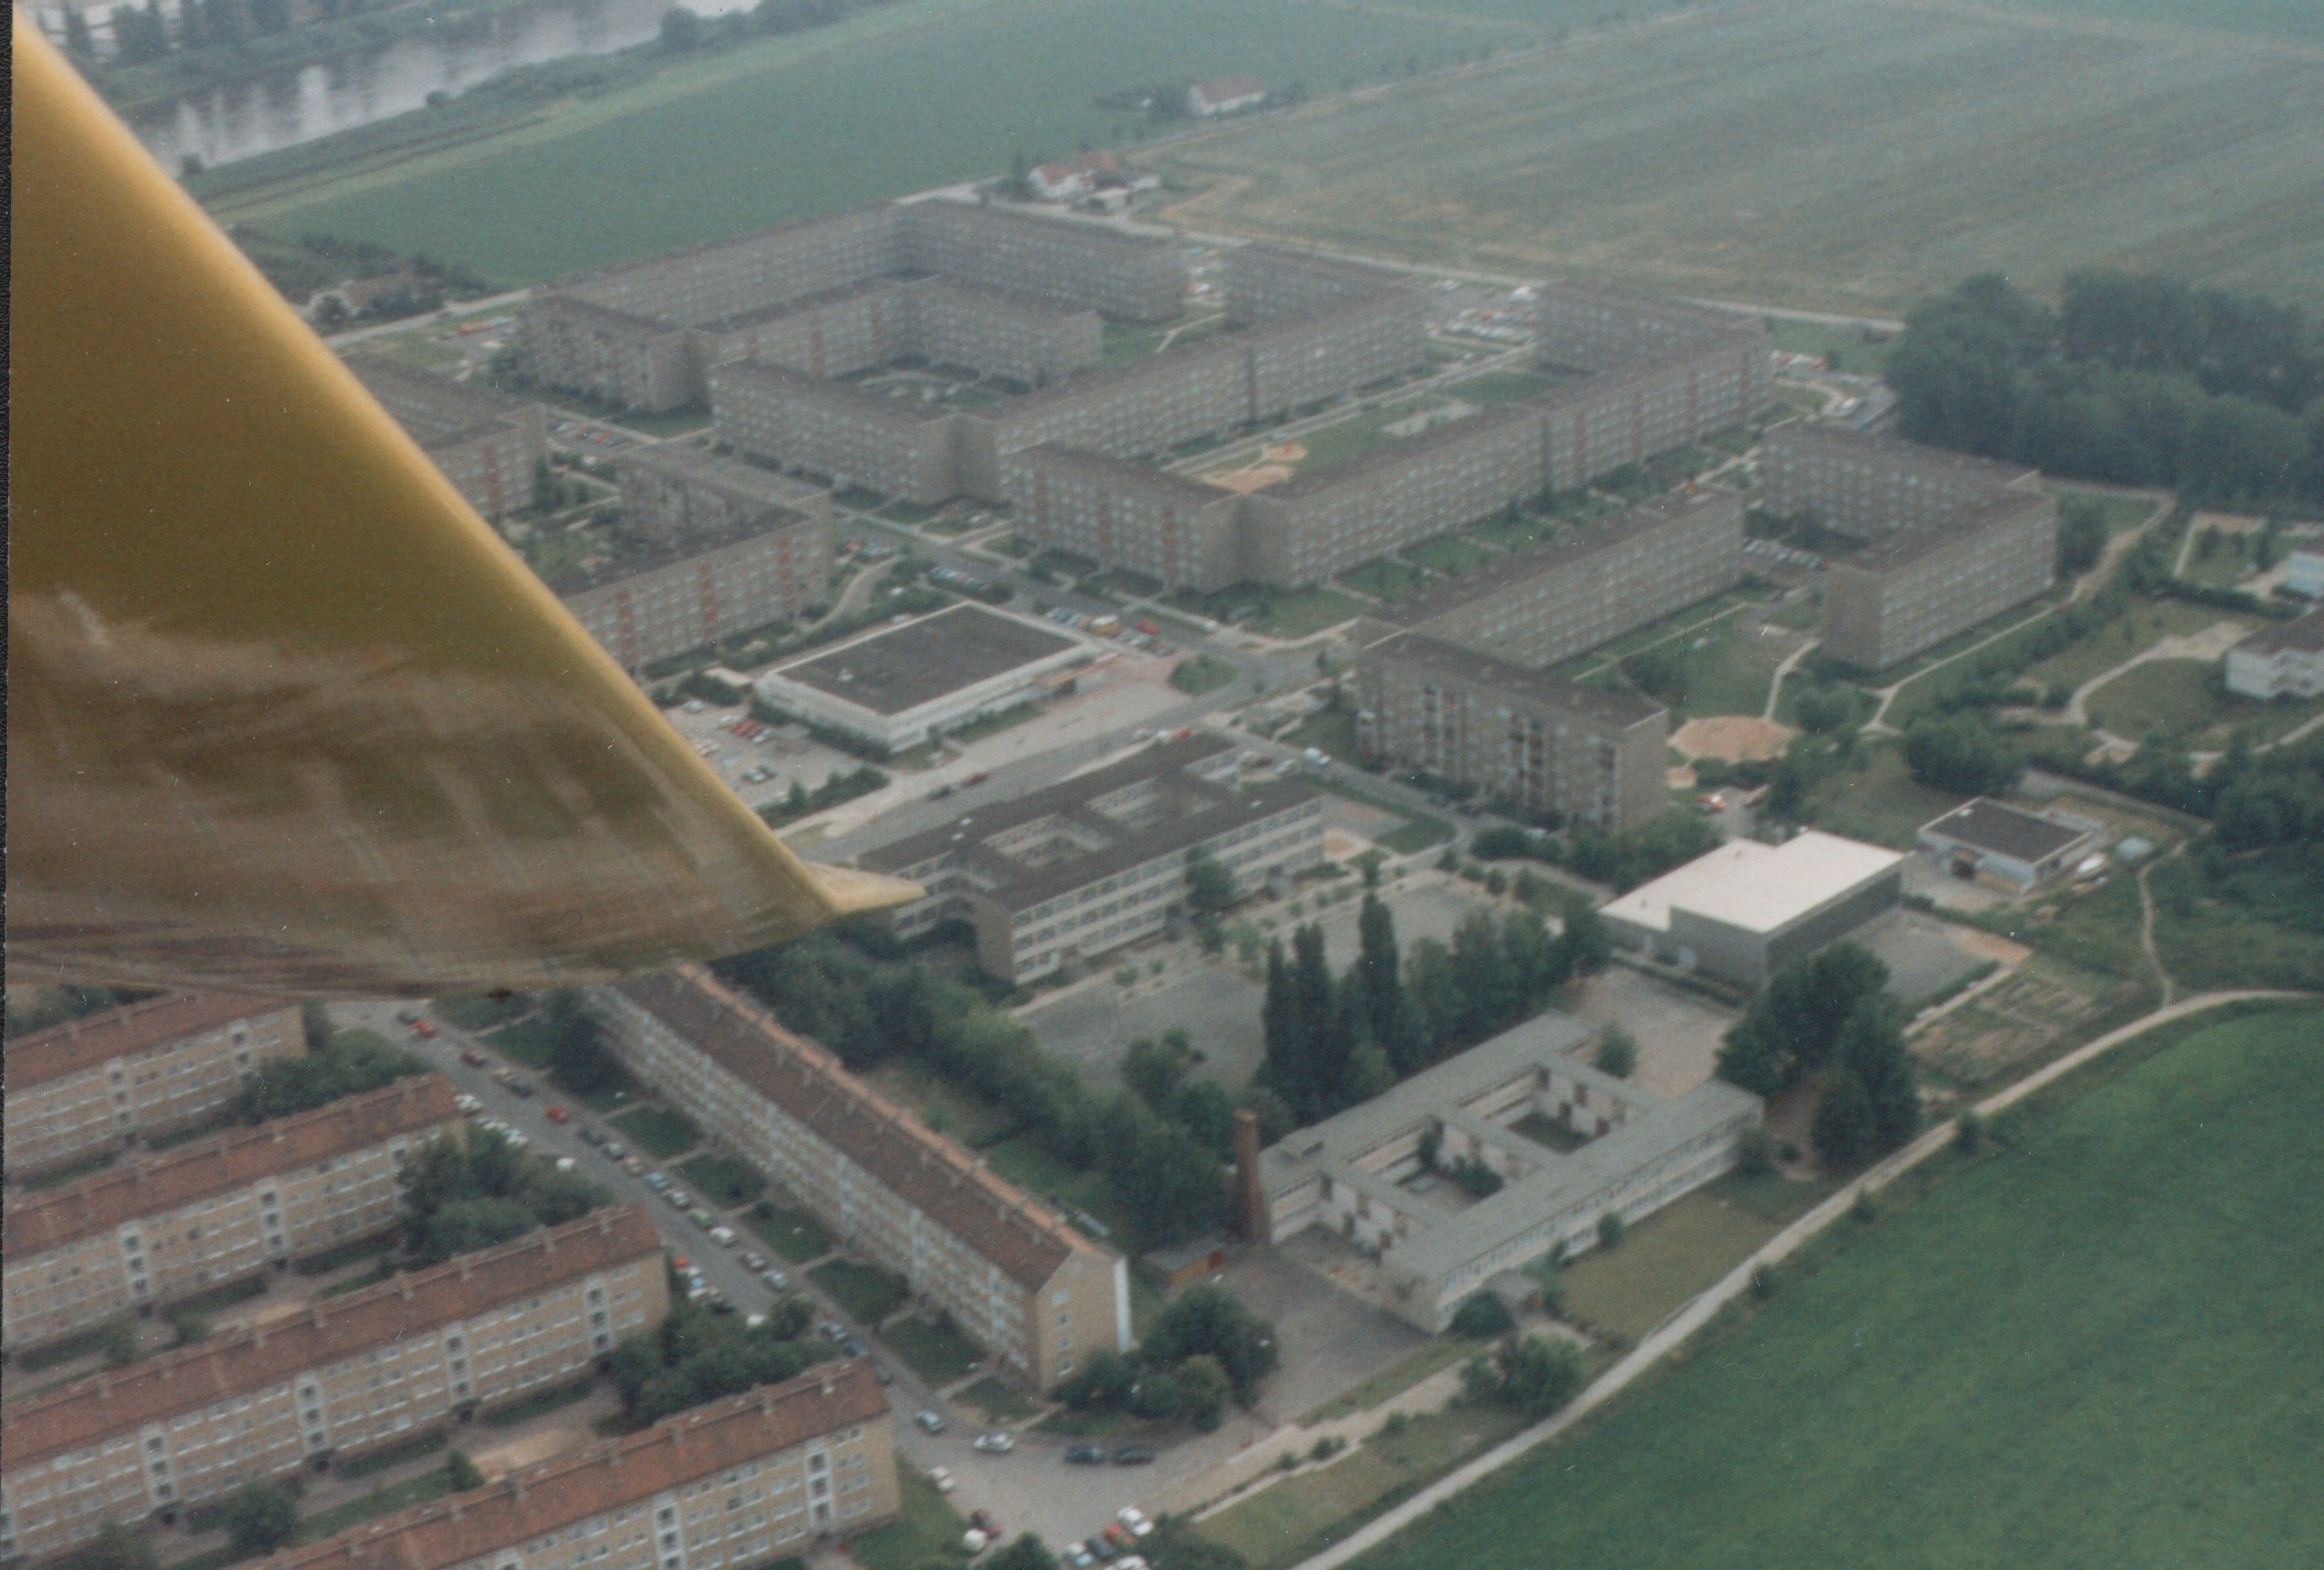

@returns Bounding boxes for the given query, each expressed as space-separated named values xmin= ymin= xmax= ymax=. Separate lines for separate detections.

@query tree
xmin=1597 ymin=1211 xmax=1625 ymax=1250
xmin=1057 ymin=1345 xmax=1136 ymax=1408
xmin=987 ymin=1537 xmax=1060 ymax=1570
xmin=542 ymin=988 xmax=620 ymax=1096
xmin=1903 ymin=714 xmax=2022 ymax=797
xmin=1175 ymin=1353 xmax=1234 ymax=1431
xmin=446 ymin=1449 xmax=486 ymax=1492
xmin=1734 ymin=1124 xmax=1781 ymax=1178
xmin=1124 ymin=1032 xmax=1194 ymax=1112
xmin=1494 ymin=1334 xmax=1585 ymax=1419
xmin=1593 ymin=1025 xmax=1637 ymax=1080
xmin=1142 ymin=1284 xmax=1277 ymax=1405
xmin=1351 ymin=892 xmax=1414 ymax=1069
xmin=224 ymin=1481 xmax=301 ymax=1558
xmin=1718 ymin=943 xmax=1891 ymax=1094
xmin=659 ymin=5 xmax=701 ymax=48
xmin=58 ymin=1525 xmax=157 ymax=1570
xmin=1811 ymin=1068 xmax=1876 ymax=1171
xmin=1835 ymin=994 xmax=1918 ymax=1155
xmin=1184 ymin=846 xmax=1236 ymax=917
xmin=99 ymin=1315 xmax=141 ymax=1367
xmin=1449 ymin=1292 xmax=1514 ymax=1338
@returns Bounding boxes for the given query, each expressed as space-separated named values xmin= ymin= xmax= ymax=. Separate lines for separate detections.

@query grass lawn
xmin=1664 ymin=616 xmax=1790 ymax=719
xmin=1354 ymin=1004 xmax=2324 ymax=1570
xmin=1402 ymin=536 xmax=1498 ymax=578
xmin=846 ymin=1471 xmax=967 ymax=1570
xmin=957 ymin=1375 xmax=1041 ymax=1424
xmin=2052 ymin=486 xmax=2159 ymax=535
xmin=15 ymin=1150 xmax=119 ymax=1192
xmin=1443 ymin=367 xmax=1570 ymax=406
xmin=1257 ymin=588 xmax=1369 ymax=640
xmin=1170 ymin=654 xmax=1240 ymax=696
xmin=1339 ymin=559 xmax=1431 ymax=603
xmin=609 ymin=1104 xmax=702 ymax=1159
xmin=1765 ymin=316 xmax=1897 ymax=374
xmin=2087 ymin=657 xmax=2324 ymax=749
xmin=479 ymin=1378 xmax=596 ymax=1428
xmin=16 ymin=1326 xmax=113 ymax=1372
xmin=171 ymin=1276 xmax=273 ymax=1318
xmin=1200 ymin=1401 xmax=1531 ymax=1570
xmin=981 ymin=1133 xmax=1114 ymax=1225
xmin=336 ymin=1431 xmax=448 ymax=1480
xmin=2018 ymin=599 xmax=2239 ymax=696
xmin=677 ymin=1153 xmax=766 ymax=1209
xmin=1303 ymin=1337 xmax=1483 ymax=1425
xmin=882 ymin=1315 xmax=984 ymax=1386
xmin=299 ymin=1468 xmax=457 ymax=1540
xmin=1559 ymin=1181 xmax=1801 ymax=1345
xmin=1284 ymin=706 xmax=1361 ymax=765
xmin=1804 ymin=743 xmax=1966 ymax=851
xmin=746 ymin=1201 xmax=834 ymax=1264
xmin=865 ymin=1059 xmax=1021 ymax=1147
xmin=432 ymin=994 xmax=528 ymax=1031
xmin=810 ymin=1258 xmax=911 ymax=1325
xmin=483 ymin=1016 xmax=557 ymax=1071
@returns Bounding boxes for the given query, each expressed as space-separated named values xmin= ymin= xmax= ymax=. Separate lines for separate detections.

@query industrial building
xmin=1600 ymin=831 xmax=1905 ymax=988
xmin=1763 ymin=425 xmax=2058 ymax=671
xmin=2 ymin=1077 xmax=463 ymax=1354
xmin=3 ymin=994 xmax=306 ymax=1181
xmin=345 ymin=357 xmax=547 ymax=523
xmin=2224 ymin=604 xmax=2324 ymax=699
xmin=860 ymin=735 xmax=1327 ymax=984
xmin=0 ymin=1209 xmax=667 ymax=1563
xmin=1916 ymin=798 xmax=2098 ymax=892
xmin=1354 ymin=633 xmax=1671 ymax=832
xmin=1251 ymin=1012 xmax=1761 ymax=1332
xmin=752 ymin=603 xmax=1085 ymax=752
xmin=599 ymin=968 xmax=1129 ymax=1392
xmin=232 ymin=1369 xmax=896 ymax=1570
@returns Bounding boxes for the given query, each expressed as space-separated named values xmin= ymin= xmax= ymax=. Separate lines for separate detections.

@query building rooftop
xmin=1837 ymin=486 xmax=2055 ymax=573
xmin=608 ymin=443 xmax=828 ymax=513
xmin=6 ymin=992 xmax=296 ymax=1089
xmin=1191 ymin=75 xmax=1267 ymax=103
xmin=2 ymin=1075 xmax=461 ymax=1257
xmin=1258 ymin=1012 xmax=1759 ymax=1281
xmin=345 ymin=358 xmax=536 ymax=451
xmin=763 ymin=604 xmax=1078 ymax=716
xmin=1264 ymin=402 xmax=1542 ymax=501
xmin=1013 ymin=443 xmax=1237 ymax=505
xmin=250 ymin=1366 xmax=890 ymax=1570
xmin=860 ymin=734 xmax=1320 ymax=911
xmin=609 ymin=967 xmax=1105 ymax=1291
xmin=715 ymin=356 xmax=958 ymax=424
xmin=1918 ymin=798 xmax=2095 ymax=864
xmin=2 ymin=1207 xmax=661 ymax=1468
xmin=1766 ymin=422 xmax=2039 ymax=492
xmin=1367 ymin=633 xmax=1665 ymax=731
xmin=1600 ymin=830 xmax=1904 ymax=937
xmin=1379 ymin=489 xmax=1741 ymax=629
xmin=2232 ymin=603 xmax=2324 ymax=656
xmin=543 ymin=506 xmax=822 ymax=599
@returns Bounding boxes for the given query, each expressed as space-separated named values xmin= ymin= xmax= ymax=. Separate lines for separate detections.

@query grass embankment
xmin=1353 ymin=1004 xmax=2324 ymax=1570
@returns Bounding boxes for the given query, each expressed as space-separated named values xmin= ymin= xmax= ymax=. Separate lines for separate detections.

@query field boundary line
xmin=1283 ymin=988 xmax=2313 ymax=1570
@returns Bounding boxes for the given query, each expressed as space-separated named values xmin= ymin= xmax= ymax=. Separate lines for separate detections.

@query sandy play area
xmin=1671 ymin=714 xmax=1795 ymax=761
xmin=1203 ymin=440 xmax=1306 ymax=493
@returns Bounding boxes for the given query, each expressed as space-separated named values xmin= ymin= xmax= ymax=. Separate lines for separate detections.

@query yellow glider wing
xmin=8 ymin=16 xmax=916 ymax=997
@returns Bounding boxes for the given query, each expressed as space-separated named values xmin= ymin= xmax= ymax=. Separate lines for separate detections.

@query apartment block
xmin=602 ymin=971 xmax=1129 ymax=1392
xmin=1536 ymin=282 xmax=1771 ymax=387
xmin=553 ymin=508 xmax=830 ymax=673
xmin=2 ymin=1077 xmax=463 ymax=1354
xmin=1355 ymin=634 xmax=1671 ymax=832
xmin=519 ymin=296 xmax=701 ymax=414
xmin=0 ymin=1208 xmax=667 ymax=1563
xmin=346 ymin=359 xmax=549 ymax=523
xmin=1001 ymin=444 xmax=1245 ymax=590
xmin=2224 ymin=605 xmax=2324 ymax=699
xmin=3 ymin=994 xmax=306 ymax=1181
xmin=1220 ymin=244 xmax=1415 ymax=328
xmin=907 ymin=280 xmax=1106 ymax=386
xmin=693 ymin=278 xmax=1102 ymax=392
xmin=609 ymin=446 xmax=828 ymax=546
xmin=235 ymin=1369 xmax=893 ymax=1570
xmin=1761 ymin=423 xmax=2038 ymax=538
xmin=711 ymin=360 xmax=962 ymax=506
xmin=862 ymin=736 xmax=1326 ymax=982
xmin=900 ymin=200 xmax=1184 ymax=322
xmin=1371 ymin=491 xmax=1745 ymax=669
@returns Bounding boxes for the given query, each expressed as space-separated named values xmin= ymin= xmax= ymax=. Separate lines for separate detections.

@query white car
xmin=971 ymin=1432 xmax=1014 ymax=1455
xmin=1117 ymin=1508 xmax=1153 ymax=1538
xmin=915 ymin=1410 xmax=946 ymax=1435
xmin=926 ymin=1464 xmax=954 ymax=1492
xmin=709 ymin=1225 xmax=739 ymax=1248
xmin=455 ymin=1093 xmax=482 ymax=1114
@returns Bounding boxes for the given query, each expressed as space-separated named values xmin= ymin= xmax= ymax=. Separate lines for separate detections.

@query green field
xmin=1257 ymin=587 xmax=1369 ymax=640
xmin=217 ymin=0 xmax=1535 ymax=282
xmin=676 ymin=1152 xmax=766 ymax=1208
xmin=2086 ymin=657 xmax=2324 ymax=748
xmin=1805 ymin=743 xmax=1968 ymax=850
xmin=609 ymin=1104 xmax=701 ymax=1158
xmin=1145 ymin=1 xmax=2324 ymax=313
xmin=745 ymin=1200 xmax=833 ymax=1264
xmin=809 ymin=1258 xmax=912 ymax=1325
xmin=1355 ymin=1004 xmax=2324 ymax=1570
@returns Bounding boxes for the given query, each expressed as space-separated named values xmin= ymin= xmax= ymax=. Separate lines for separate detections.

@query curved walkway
xmin=1286 ymin=989 xmax=2313 ymax=1570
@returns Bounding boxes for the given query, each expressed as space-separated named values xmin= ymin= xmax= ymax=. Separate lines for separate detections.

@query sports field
xmin=1354 ymin=1003 xmax=2324 ymax=1570
xmin=212 ymin=0 xmax=1540 ymax=282
xmin=1144 ymin=0 xmax=2324 ymax=312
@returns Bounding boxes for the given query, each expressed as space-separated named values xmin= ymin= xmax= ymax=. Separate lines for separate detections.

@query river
xmin=32 ymin=0 xmax=753 ymax=170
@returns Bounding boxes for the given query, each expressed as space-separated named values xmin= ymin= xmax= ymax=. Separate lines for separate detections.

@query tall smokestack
xmin=1231 ymin=1107 xmax=1265 ymax=1241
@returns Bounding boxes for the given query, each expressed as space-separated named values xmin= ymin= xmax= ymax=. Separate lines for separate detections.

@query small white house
xmin=1187 ymin=75 xmax=1267 ymax=118
xmin=2284 ymin=546 xmax=2324 ymax=599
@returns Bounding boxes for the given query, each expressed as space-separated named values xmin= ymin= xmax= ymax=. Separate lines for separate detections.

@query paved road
xmin=1284 ymin=990 xmax=2315 ymax=1570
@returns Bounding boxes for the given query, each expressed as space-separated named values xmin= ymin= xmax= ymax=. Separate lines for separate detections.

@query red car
xmin=409 ymin=1019 xmax=437 ymax=1039
xmin=545 ymin=1104 xmax=571 ymax=1124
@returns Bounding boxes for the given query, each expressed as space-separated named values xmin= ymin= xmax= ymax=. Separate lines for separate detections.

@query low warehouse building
xmin=2223 ymin=605 xmax=2324 ymax=700
xmin=1917 ymin=798 xmax=2096 ymax=892
xmin=1600 ymin=830 xmax=1905 ymax=988
xmin=1252 ymin=1013 xmax=1761 ymax=1332
xmin=752 ymin=603 xmax=1085 ymax=752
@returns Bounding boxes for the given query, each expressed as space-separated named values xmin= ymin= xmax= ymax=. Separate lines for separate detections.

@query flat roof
xmin=1601 ymin=830 xmax=1903 ymax=937
xmin=545 ymin=506 xmax=821 ymax=599
xmin=609 ymin=443 xmax=829 ymax=512
xmin=2232 ymin=603 xmax=2324 ymax=656
xmin=344 ymin=357 xmax=534 ymax=451
xmin=1766 ymin=422 xmax=2039 ymax=490
xmin=1839 ymin=488 xmax=2053 ymax=573
xmin=763 ymin=604 xmax=1077 ymax=717
xmin=1367 ymin=633 xmax=1664 ymax=731
xmin=1918 ymin=798 xmax=2092 ymax=864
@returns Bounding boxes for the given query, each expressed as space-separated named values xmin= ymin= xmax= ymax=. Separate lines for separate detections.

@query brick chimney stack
xmin=1230 ymin=1107 xmax=1266 ymax=1241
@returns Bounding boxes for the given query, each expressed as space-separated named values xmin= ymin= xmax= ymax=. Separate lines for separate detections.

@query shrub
xmin=1450 ymin=1292 xmax=1515 ymax=1338
xmin=1749 ymin=1264 xmax=1778 ymax=1301
xmin=1598 ymin=1211 xmax=1626 ymax=1249
xmin=446 ymin=1449 xmax=486 ymax=1492
xmin=1734 ymin=1125 xmax=1781 ymax=1178
xmin=1593 ymin=1025 xmax=1638 ymax=1080
xmin=1852 ymin=1188 xmax=1882 ymax=1224
xmin=223 ymin=1480 xmax=301 ymax=1557
xmin=1381 ymin=1411 xmax=1410 ymax=1438
xmin=1311 ymin=1435 xmax=1344 ymax=1463
xmin=1954 ymin=1110 xmax=1985 ymax=1152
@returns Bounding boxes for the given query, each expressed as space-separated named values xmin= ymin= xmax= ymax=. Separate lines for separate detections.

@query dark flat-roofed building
xmin=1356 ymin=633 xmax=1671 ymax=832
xmin=346 ymin=357 xmax=547 ymax=522
xmin=237 ymin=1368 xmax=896 ymax=1570
xmin=861 ymin=735 xmax=1325 ymax=982
xmin=2224 ymin=603 xmax=2324 ymax=700
xmin=0 ymin=1208 xmax=669 ymax=1562
xmin=3 ymin=994 xmax=306 ymax=1180
xmin=752 ymin=603 xmax=1084 ymax=750
xmin=1917 ymin=798 xmax=2097 ymax=892
xmin=2 ymin=1077 xmax=462 ymax=1353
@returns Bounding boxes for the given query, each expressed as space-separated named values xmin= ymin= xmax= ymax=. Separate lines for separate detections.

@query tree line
xmin=1887 ymin=271 xmax=2324 ymax=506
xmin=1055 ymin=1281 xmax=1278 ymax=1432
xmin=399 ymin=1124 xmax=613 ymax=1266
xmin=609 ymin=1282 xmax=823 ymax=1426
xmin=1715 ymin=943 xmax=1918 ymax=1171
xmin=1258 ymin=890 xmax=1608 ymax=1125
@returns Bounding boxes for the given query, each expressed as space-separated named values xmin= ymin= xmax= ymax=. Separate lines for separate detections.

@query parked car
xmin=506 ymin=1077 xmax=536 ymax=1098
xmin=454 ymin=1093 xmax=482 ymax=1114
xmin=841 ymin=1334 xmax=867 ymax=1358
xmin=576 ymin=1124 xmax=605 ymax=1145
xmin=544 ymin=1104 xmax=570 ymax=1124
xmin=1085 ymin=1535 xmax=1119 ymax=1562
xmin=665 ymin=1188 xmax=694 ymax=1210
xmin=926 ymin=1464 xmax=954 ymax=1492
xmin=969 ymin=1511 xmax=997 ymax=1534
xmin=623 ymin=1154 xmax=647 ymax=1175
xmin=1116 ymin=1508 xmax=1153 ymax=1538
xmin=760 ymin=1268 xmax=789 ymax=1291
xmin=869 ymin=1359 xmax=894 ymax=1385
xmin=1111 ymin=1446 xmax=1155 ymax=1466
xmin=709 ymin=1225 xmax=738 ymax=1248
xmin=972 ymin=1432 xmax=1014 ymax=1455
xmin=603 ymin=1141 xmax=628 ymax=1161
xmin=740 ymin=1250 xmax=769 ymax=1272
xmin=645 ymin=1172 xmax=671 ymax=1191
xmin=820 ymin=1321 xmax=847 ymax=1342
xmin=1063 ymin=1547 xmax=1097 ymax=1570
xmin=690 ymin=1208 xmax=716 ymax=1229
xmin=1063 ymin=1445 xmax=1107 ymax=1466
xmin=460 ymin=1048 xmax=489 ymax=1067
xmin=409 ymin=1019 xmax=437 ymax=1039
xmin=914 ymin=1410 xmax=947 ymax=1435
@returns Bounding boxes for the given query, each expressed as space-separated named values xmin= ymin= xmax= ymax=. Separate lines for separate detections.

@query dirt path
xmin=2136 ymin=850 xmax=2181 ymax=1007
xmin=1284 ymin=989 xmax=2314 ymax=1570
xmin=1762 ymin=637 xmax=1819 ymax=720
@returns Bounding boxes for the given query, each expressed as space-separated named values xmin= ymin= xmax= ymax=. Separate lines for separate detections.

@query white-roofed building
xmin=2283 ymin=547 xmax=2324 ymax=599
xmin=1600 ymin=830 xmax=1905 ymax=987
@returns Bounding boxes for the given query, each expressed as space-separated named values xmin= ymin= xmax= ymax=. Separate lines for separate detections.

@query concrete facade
xmin=553 ymin=509 xmax=831 ymax=673
xmin=1601 ymin=832 xmax=1905 ymax=988
xmin=600 ymin=969 xmax=1130 ymax=1393
xmin=1002 ymin=445 xmax=1246 ymax=589
xmin=3 ymin=995 xmax=306 ymax=1181
xmin=862 ymin=737 xmax=1325 ymax=984
xmin=1355 ymin=633 xmax=1671 ymax=832
xmin=2224 ymin=604 xmax=2324 ymax=699
xmin=1254 ymin=1013 xmax=1761 ymax=1332
xmin=0 ymin=1210 xmax=668 ymax=1563
xmin=609 ymin=445 xmax=829 ymax=545
xmin=1916 ymin=798 xmax=2096 ymax=892
xmin=2 ymin=1078 xmax=463 ymax=1354
xmin=752 ymin=604 xmax=1086 ymax=752
xmin=346 ymin=358 xmax=548 ymax=522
